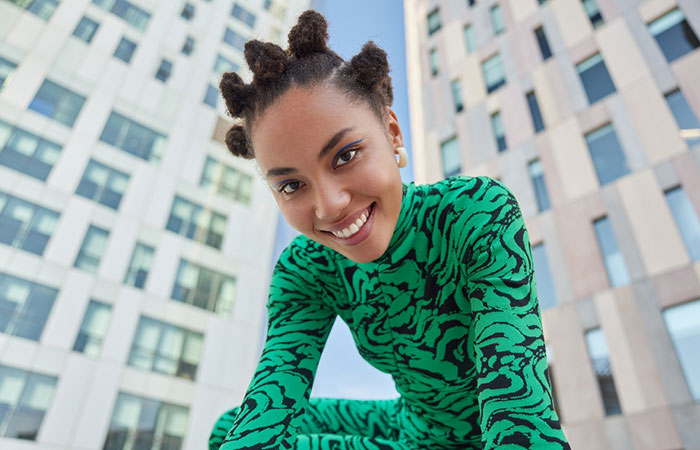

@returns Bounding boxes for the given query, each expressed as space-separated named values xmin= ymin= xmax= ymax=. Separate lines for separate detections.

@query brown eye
xmin=334 ymin=149 xmax=358 ymax=167
xmin=279 ymin=181 xmax=303 ymax=194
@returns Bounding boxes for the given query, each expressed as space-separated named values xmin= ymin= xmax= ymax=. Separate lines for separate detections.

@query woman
xmin=209 ymin=10 xmax=570 ymax=450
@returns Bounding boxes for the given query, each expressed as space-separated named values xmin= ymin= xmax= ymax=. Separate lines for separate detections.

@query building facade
xmin=0 ymin=0 xmax=308 ymax=449
xmin=404 ymin=0 xmax=700 ymax=448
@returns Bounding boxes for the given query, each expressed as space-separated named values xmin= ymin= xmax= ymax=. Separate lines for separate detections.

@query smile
xmin=323 ymin=203 xmax=375 ymax=243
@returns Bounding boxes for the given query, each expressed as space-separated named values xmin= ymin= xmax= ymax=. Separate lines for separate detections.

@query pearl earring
xmin=395 ymin=147 xmax=408 ymax=168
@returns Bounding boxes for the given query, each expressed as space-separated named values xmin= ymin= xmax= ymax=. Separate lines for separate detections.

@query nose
xmin=314 ymin=180 xmax=351 ymax=221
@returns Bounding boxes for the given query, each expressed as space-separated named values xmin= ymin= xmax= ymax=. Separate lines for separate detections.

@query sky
xmin=269 ymin=0 xmax=413 ymax=400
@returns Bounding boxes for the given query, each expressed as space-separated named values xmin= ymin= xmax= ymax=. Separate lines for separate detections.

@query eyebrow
xmin=265 ymin=126 xmax=357 ymax=178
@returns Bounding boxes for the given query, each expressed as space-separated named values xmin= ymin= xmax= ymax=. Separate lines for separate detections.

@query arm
xmin=219 ymin=242 xmax=336 ymax=450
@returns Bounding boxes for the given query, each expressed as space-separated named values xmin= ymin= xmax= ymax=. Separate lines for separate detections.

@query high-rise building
xmin=0 ymin=0 xmax=309 ymax=449
xmin=405 ymin=0 xmax=700 ymax=448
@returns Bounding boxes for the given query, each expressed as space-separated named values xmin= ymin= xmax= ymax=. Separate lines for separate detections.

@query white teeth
xmin=349 ymin=224 xmax=359 ymax=234
xmin=355 ymin=218 xmax=363 ymax=228
xmin=331 ymin=207 xmax=371 ymax=239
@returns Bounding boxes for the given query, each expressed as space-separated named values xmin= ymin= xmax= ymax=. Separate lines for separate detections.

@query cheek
xmin=277 ymin=202 xmax=312 ymax=233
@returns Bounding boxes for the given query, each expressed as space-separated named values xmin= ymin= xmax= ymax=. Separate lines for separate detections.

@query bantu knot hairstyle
xmin=218 ymin=9 xmax=394 ymax=160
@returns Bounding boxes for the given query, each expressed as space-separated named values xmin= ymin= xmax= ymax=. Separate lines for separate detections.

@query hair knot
xmin=244 ymin=40 xmax=288 ymax=85
xmin=288 ymin=10 xmax=329 ymax=58
xmin=225 ymin=125 xmax=254 ymax=159
xmin=219 ymin=72 xmax=257 ymax=117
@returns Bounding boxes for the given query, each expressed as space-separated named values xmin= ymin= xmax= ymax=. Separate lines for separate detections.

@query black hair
xmin=218 ymin=10 xmax=394 ymax=159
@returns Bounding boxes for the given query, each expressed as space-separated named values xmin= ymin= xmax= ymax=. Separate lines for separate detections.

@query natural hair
xmin=218 ymin=10 xmax=394 ymax=159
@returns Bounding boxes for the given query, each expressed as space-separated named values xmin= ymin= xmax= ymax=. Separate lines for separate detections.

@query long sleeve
xmin=219 ymin=241 xmax=337 ymax=450
xmin=453 ymin=177 xmax=569 ymax=449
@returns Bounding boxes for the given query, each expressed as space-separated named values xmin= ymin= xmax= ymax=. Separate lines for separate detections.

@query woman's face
xmin=251 ymin=84 xmax=404 ymax=263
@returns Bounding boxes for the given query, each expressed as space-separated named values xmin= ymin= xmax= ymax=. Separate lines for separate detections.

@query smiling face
xmin=251 ymin=83 xmax=404 ymax=263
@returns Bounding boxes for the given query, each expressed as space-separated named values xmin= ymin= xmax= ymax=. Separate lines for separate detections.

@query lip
xmin=320 ymin=203 xmax=376 ymax=246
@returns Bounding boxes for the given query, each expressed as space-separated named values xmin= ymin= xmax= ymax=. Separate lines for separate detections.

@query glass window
xmin=128 ymin=316 xmax=203 ymax=380
xmin=526 ymin=90 xmax=545 ymax=133
xmin=171 ymin=259 xmax=236 ymax=315
xmin=9 ymin=0 xmax=59 ymax=20
xmin=665 ymin=89 xmax=700 ymax=147
xmin=73 ymin=16 xmax=99 ymax=43
xmin=585 ymin=328 xmax=622 ymax=415
xmin=103 ymin=392 xmax=188 ymax=450
xmin=203 ymin=85 xmax=218 ymax=108
xmin=428 ymin=48 xmax=439 ymax=77
xmin=0 ymin=273 xmax=57 ymax=341
xmin=0 ymin=192 xmax=60 ymax=255
xmin=576 ymin=53 xmax=616 ymax=104
xmin=200 ymin=156 xmax=253 ymax=204
xmin=113 ymin=37 xmax=137 ymax=63
xmin=73 ymin=300 xmax=112 ymax=357
xmin=0 ymin=120 xmax=62 ymax=181
xmin=74 ymin=225 xmax=109 ymax=273
xmin=427 ymin=8 xmax=441 ymax=36
xmin=664 ymin=186 xmax=700 ymax=261
xmin=0 ymin=365 xmax=57 ymax=440
xmin=166 ymin=196 xmax=226 ymax=249
xmin=213 ymin=54 xmax=238 ymax=78
xmin=92 ymin=0 xmax=151 ymax=32
xmin=450 ymin=79 xmax=464 ymax=113
xmin=482 ymin=53 xmax=506 ymax=94
xmin=464 ymin=24 xmax=475 ymax=53
xmin=468 ymin=0 xmax=476 ymax=6
xmin=180 ymin=2 xmax=194 ymax=20
xmin=29 ymin=80 xmax=86 ymax=127
xmin=528 ymin=159 xmax=550 ymax=212
xmin=584 ymin=123 xmax=630 ymax=186
xmin=440 ymin=136 xmax=461 ymax=178
xmin=75 ymin=159 xmax=130 ymax=210
xmin=535 ymin=26 xmax=552 ymax=60
xmin=124 ymin=242 xmax=154 ymax=289
xmin=155 ymin=59 xmax=172 ymax=82
xmin=648 ymin=8 xmax=699 ymax=63
xmin=181 ymin=36 xmax=194 ymax=55
xmin=532 ymin=243 xmax=557 ymax=309
xmin=593 ymin=216 xmax=629 ymax=287
xmin=582 ymin=0 xmax=604 ymax=28
xmin=663 ymin=299 xmax=700 ymax=401
xmin=491 ymin=111 xmax=507 ymax=152
xmin=231 ymin=3 xmax=256 ymax=27
xmin=490 ymin=4 xmax=505 ymax=35
xmin=99 ymin=111 xmax=166 ymax=162
xmin=223 ymin=28 xmax=246 ymax=51
xmin=0 ymin=57 xmax=18 ymax=91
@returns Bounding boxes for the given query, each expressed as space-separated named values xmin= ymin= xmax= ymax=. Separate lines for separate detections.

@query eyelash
xmin=277 ymin=145 xmax=362 ymax=195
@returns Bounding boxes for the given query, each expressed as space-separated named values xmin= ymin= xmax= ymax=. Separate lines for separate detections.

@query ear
xmin=384 ymin=107 xmax=404 ymax=149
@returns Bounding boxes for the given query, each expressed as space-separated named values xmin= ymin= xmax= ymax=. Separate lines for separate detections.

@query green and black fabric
xmin=210 ymin=176 xmax=570 ymax=449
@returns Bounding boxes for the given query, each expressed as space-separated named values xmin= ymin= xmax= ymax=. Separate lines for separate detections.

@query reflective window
xmin=103 ymin=393 xmax=188 ymax=450
xmin=0 ymin=120 xmax=62 ymax=181
xmin=593 ymin=216 xmax=629 ymax=287
xmin=427 ymin=8 xmax=441 ymax=36
xmin=532 ymin=243 xmax=557 ymax=309
xmin=200 ymin=156 xmax=253 ymax=204
xmin=428 ymin=48 xmax=439 ymax=77
xmin=464 ymin=24 xmax=475 ymax=53
xmin=491 ymin=111 xmax=507 ymax=152
xmin=128 ymin=316 xmax=203 ymax=380
xmin=527 ymin=90 xmax=545 ymax=133
xmin=535 ymin=26 xmax=552 ymax=60
xmin=585 ymin=328 xmax=622 ymax=415
xmin=9 ymin=0 xmax=58 ymax=20
xmin=92 ymin=0 xmax=150 ymax=32
xmin=0 ymin=273 xmax=57 ymax=341
xmin=490 ymin=4 xmax=505 ymax=35
xmin=223 ymin=28 xmax=246 ymax=51
xmin=232 ymin=3 xmax=256 ymax=27
xmin=76 ymin=159 xmax=130 ymax=210
xmin=482 ymin=53 xmax=506 ymax=93
xmin=124 ymin=242 xmax=154 ymax=289
xmin=0 ymin=192 xmax=59 ymax=255
xmin=440 ymin=136 xmax=461 ymax=178
xmin=665 ymin=89 xmax=700 ymax=147
xmin=99 ymin=112 xmax=166 ymax=162
xmin=213 ymin=54 xmax=238 ymax=78
xmin=172 ymin=259 xmax=236 ymax=315
xmin=181 ymin=36 xmax=194 ymax=55
xmin=0 ymin=57 xmax=18 ymax=90
xmin=180 ymin=2 xmax=194 ymax=20
xmin=648 ymin=8 xmax=699 ymax=63
xmin=155 ymin=59 xmax=172 ymax=82
xmin=166 ymin=196 xmax=226 ymax=249
xmin=74 ymin=225 xmax=109 ymax=273
xmin=0 ymin=365 xmax=57 ymax=440
xmin=576 ymin=53 xmax=616 ymax=104
xmin=663 ymin=299 xmax=700 ymax=401
xmin=664 ymin=186 xmax=700 ymax=261
xmin=584 ymin=123 xmax=630 ymax=185
xmin=113 ymin=37 xmax=137 ymax=63
xmin=29 ymin=80 xmax=86 ymax=127
xmin=73 ymin=300 xmax=112 ymax=357
xmin=582 ymin=0 xmax=604 ymax=28
xmin=73 ymin=16 xmax=99 ymax=43
xmin=528 ymin=159 xmax=550 ymax=212
xmin=450 ymin=79 xmax=464 ymax=113
xmin=203 ymin=85 xmax=218 ymax=108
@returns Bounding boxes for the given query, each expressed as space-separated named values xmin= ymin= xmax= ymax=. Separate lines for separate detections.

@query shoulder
xmin=271 ymin=235 xmax=338 ymax=294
